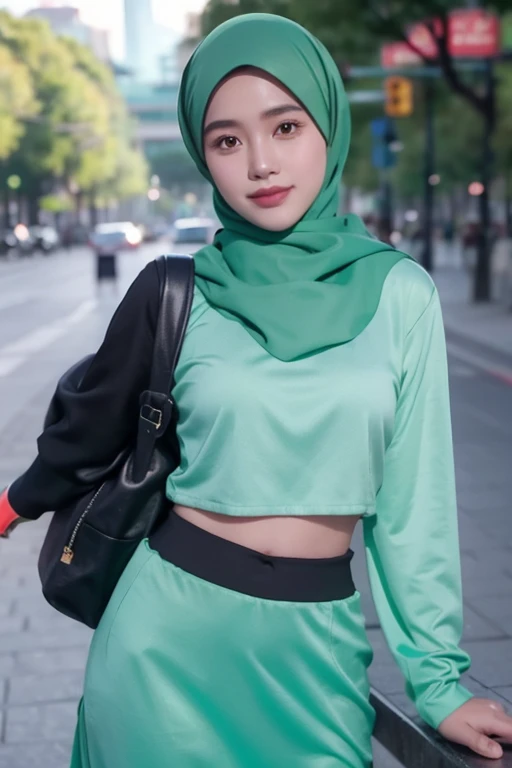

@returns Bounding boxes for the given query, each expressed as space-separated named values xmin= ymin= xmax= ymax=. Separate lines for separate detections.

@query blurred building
xmin=24 ymin=5 xmax=110 ymax=61
xmin=118 ymin=80 xmax=181 ymax=159
xmin=123 ymin=0 xmax=179 ymax=83
xmin=176 ymin=12 xmax=201 ymax=72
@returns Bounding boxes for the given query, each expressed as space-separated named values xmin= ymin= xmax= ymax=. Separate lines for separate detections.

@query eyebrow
xmin=203 ymin=104 xmax=304 ymax=136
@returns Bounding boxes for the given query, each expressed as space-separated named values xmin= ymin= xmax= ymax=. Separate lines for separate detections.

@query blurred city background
xmin=0 ymin=1 xmax=511 ymax=767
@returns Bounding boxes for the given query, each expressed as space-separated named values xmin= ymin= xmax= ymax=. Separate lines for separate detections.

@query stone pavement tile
xmin=7 ymin=670 xmax=84 ymax=706
xmin=26 ymin=612 xmax=83 ymax=634
xmin=460 ymin=554 xmax=512 ymax=598
xmin=0 ymin=741 xmax=72 ymax=768
xmin=465 ymin=596 xmax=512 ymax=636
xmin=368 ymin=663 xmax=404 ymax=697
xmin=13 ymin=647 xmax=89 ymax=676
xmin=0 ymin=616 xmax=26 ymax=635
xmin=4 ymin=700 xmax=79 ymax=744
xmin=0 ymin=628 xmax=92 ymax=654
xmin=372 ymin=741 xmax=404 ymax=768
xmin=494 ymin=687 xmax=512 ymax=705
xmin=466 ymin=509 xmax=512 ymax=547
xmin=458 ymin=489 xmax=511 ymax=514
xmin=462 ymin=545 xmax=512 ymax=575
xmin=462 ymin=639 xmax=512 ymax=688
xmin=384 ymin=692 xmax=417 ymax=720
xmin=457 ymin=512 xmax=498 ymax=551
xmin=0 ymin=656 xmax=15 ymax=678
xmin=0 ymin=603 xmax=13 ymax=619
xmin=366 ymin=629 xmax=404 ymax=696
xmin=462 ymin=603 xmax=507 ymax=641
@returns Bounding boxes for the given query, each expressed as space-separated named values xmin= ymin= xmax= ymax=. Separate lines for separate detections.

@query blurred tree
xmin=494 ymin=65 xmax=512 ymax=236
xmin=0 ymin=44 xmax=39 ymax=161
xmin=150 ymin=145 xmax=206 ymax=195
xmin=0 ymin=11 xmax=147 ymax=225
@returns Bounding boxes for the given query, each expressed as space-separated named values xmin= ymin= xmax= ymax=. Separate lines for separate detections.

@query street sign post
xmin=347 ymin=90 xmax=385 ymax=104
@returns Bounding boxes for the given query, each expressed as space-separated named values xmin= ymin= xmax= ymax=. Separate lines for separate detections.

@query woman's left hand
xmin=438 ymin=697 xmax=512 ymax=759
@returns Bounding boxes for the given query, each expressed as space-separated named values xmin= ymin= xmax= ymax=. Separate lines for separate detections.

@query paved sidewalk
xmin=413 ymin=238 xmax=512 ymax=361
xmin=435 ymin=266 xmax=512 ymax=360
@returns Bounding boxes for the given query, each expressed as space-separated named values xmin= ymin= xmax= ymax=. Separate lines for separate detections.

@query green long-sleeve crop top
xmin=166 ymin=256 xmax=473 ymax=730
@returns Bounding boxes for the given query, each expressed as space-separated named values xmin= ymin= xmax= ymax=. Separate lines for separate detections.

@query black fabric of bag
xmin=37 ymin=254 xmax=194 ymax=628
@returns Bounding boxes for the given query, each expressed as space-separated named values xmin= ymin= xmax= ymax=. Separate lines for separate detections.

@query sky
xmin=2 ymin=0 xmax=207 ymax=59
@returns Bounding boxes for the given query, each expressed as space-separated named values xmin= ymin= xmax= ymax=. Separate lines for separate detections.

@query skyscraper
xmin=124 ymin=0 xmax=178 ymax=82
xmin=124 ymin=0 xmax=155 ymax=81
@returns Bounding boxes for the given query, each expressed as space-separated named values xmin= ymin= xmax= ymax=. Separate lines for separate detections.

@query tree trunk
xmin=88 ymin=195 xmax=98 ymax=229
xmin=74 ymin=192 xmax=83 ymax=225
xmin=472 ymin=60 xmax=495 ymax=303
xmin=28 ymin=195 xmax=40 ymax=226
xmin=2 ymin=189 xmax=9 ymax=229
xmin=505 ymin=173 xmax=512 ymax=238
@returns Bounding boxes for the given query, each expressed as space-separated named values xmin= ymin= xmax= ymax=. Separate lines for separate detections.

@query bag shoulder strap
xmin=151 ymin=254 xmax=195 ymax=395
xmin=134 ymin=254 xmax=194 ymax=479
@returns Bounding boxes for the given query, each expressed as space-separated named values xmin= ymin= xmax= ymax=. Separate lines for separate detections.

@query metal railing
xmin=370 ymin=688 xmax=512 ymax=768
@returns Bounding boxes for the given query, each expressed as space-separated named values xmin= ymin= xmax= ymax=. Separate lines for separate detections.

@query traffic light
xmin=385 ymin=76 xmax=413 ymax=118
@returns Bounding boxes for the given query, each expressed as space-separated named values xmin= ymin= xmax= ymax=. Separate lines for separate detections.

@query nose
xmin=247 ymin=138 xmax=280 ymax=181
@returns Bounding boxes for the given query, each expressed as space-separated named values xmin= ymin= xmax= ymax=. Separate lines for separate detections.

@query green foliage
xmin=40 ymin=193 xmax=74 ymax=212
xmin=149 ymin=145 xmax=205 ymax=192
xmin=0 ymin=43 xmax=39 ymax=160
xmin=0 ymin=10 xmax=147 ymax=206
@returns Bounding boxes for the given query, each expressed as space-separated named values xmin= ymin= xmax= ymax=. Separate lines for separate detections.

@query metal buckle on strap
xmin=140 ymin=404 xmax=163 ymax=429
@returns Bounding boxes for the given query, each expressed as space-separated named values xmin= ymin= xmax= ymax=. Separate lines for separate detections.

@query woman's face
xmin=203 ymin=69 xmax=327 ymax=232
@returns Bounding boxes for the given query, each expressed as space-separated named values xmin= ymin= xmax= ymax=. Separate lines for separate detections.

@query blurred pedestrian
xmin=89 ymin=231 xmax=119 ymax=297
xmin=1 ymin=13 xmax=512 ymax=767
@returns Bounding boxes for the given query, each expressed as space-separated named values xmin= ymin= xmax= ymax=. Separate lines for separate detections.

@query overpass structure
xmin=119 ymin=79 xmax=184 ymax=160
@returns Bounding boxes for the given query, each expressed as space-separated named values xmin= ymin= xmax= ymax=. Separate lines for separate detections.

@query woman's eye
xmin=216 ymin=136 xmax=239 ymax=150
xmin=276 ymin=121 xmax=299 ymax=136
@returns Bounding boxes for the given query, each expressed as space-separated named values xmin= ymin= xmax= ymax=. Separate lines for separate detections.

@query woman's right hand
xmin=0 ymin=488 xmax=29 ymax=539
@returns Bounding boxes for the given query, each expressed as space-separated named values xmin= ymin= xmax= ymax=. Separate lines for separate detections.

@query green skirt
xmin=70 ymin=515 xmax=376 ymax=767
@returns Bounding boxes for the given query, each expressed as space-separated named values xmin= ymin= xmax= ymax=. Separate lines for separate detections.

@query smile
xmin=248 ymin=186 xmax=293 ymax=208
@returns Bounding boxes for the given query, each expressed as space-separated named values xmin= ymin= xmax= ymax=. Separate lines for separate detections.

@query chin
xmin=244 ymin=206 xmax=305 ymax=232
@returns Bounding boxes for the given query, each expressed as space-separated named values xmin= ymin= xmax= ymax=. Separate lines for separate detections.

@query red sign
xmin=448 ymin=9 xmax=500 ymax=58
xmin=381 ymin=9 xmax=500 ymax=68
xmin=381 ymin=42 xmax=422 ymax=68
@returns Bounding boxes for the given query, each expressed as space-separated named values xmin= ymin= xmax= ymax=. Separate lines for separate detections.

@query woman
xmin=2 ymin=13 xmax=511 ymax=767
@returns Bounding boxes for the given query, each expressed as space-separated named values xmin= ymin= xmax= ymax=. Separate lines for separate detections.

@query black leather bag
xmin=37 ymin=254 xmax=194 ymax=629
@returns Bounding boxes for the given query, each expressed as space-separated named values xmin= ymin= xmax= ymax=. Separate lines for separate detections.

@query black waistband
xmin=147 ymin=510 xmax=356 ymax=602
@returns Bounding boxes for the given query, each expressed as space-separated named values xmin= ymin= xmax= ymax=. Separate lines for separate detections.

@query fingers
xmin=486 ymin=711 xmax=512 ymax=742
xmin=465 ymin=707 xmax=512 ymax=759
xmin=457 ymin=724 xmax=503 ymax=759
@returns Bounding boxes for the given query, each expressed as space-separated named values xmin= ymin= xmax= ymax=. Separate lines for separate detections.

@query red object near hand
xmin=0 ymin=489 xmax=20 ymax=537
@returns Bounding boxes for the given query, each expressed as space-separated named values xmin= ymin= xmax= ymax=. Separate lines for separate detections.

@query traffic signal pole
xmin=423 ymin=79 xmax=435 ymax=273
xmin=474 ymin=56 xmax=495 ymax=301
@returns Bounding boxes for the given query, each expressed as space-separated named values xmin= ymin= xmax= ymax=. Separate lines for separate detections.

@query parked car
xmin=0 ymin=224 xmax=36 ymax=258
xmin=171 ymin=217 xmax=216 ymax=248
xmin=30 ymin=225 xmax=60 ymax=254
xmin=89 ymin=221 xmax=142 ymax=254
xmin=143 ymin=221 xmax=171 ymax=242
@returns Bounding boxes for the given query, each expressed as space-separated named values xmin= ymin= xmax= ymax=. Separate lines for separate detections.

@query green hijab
xmin=178 ymin=13 xmax=412 ymax=362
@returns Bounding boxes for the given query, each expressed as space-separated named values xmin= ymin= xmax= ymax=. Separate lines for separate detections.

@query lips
xmin=248 ymin=186 xmax=292 ymax=199
xmin=247 ymin=186 xmax=293 ymax=208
